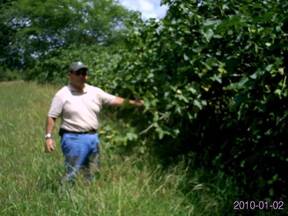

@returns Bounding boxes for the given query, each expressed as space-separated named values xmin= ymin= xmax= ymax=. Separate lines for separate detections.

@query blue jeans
xmin=61 ymin=133 xmax=100 ymax=182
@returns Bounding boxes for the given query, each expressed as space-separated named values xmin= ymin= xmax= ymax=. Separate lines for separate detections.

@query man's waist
xmin=59 ymin=128 xmax=97 ymax=136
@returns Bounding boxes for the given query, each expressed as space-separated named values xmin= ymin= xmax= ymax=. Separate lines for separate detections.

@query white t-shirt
xmin=48 ymin=83 xmax=116 ymax=132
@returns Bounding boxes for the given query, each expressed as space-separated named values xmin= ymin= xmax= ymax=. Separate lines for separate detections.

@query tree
xmin=0 ymin=0 xmax=132 ymax=69
xmin=0 ymin=0 xmax=20 ymax=68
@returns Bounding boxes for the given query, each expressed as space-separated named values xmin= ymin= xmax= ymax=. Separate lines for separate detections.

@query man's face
xmin=69 ymin=69 xmax=88 ymax=87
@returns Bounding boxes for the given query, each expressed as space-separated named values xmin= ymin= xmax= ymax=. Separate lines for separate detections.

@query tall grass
xmin=0 ymin=81 xmax=258 ymax=215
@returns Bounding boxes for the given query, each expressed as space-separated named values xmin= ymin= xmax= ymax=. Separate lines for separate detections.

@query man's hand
xmin=45 ymin=138 xmax=55 ymax=153
xmin=111 ymin=97 xmax=144 ymax=107
xmin=132 ymin=99 xmax=144 ymax=107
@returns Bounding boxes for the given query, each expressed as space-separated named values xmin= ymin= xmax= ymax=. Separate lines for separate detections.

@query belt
xmin=59 ymin=128 xmax=97 ymax=136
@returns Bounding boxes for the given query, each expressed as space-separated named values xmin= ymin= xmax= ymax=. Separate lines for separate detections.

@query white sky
xmin=118 ymin=0 xmax=168 ymax=20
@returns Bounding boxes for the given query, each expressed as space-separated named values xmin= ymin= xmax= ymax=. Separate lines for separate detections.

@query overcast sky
xmin=118 ymin=0 xmax=168 ymax=20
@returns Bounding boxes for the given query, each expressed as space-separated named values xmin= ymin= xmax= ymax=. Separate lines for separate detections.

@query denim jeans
xmin=60 ymin=133 xmax=100 ymax=182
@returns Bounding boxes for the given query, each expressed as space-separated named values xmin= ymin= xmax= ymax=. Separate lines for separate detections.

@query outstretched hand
xmin=111 ymin=97 xmax=144 ymax=107
xmin=132 ymin=99 xmax=144 ymax=107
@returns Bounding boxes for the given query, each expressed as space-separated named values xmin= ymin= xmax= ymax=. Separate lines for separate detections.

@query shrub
xmin=101 ymin=0 xmax=288 ymax=200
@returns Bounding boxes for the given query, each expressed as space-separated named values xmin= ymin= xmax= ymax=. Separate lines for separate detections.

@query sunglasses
xmin=72 ymin=69 xmax=88 ymax=76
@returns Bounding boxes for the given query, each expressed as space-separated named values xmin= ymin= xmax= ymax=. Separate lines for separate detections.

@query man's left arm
xmin=111 ymin=96 xmax=144 ymax=107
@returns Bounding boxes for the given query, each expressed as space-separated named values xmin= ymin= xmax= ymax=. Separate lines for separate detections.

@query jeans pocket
xmin=61 ymin=134 xmax=76 ymax=153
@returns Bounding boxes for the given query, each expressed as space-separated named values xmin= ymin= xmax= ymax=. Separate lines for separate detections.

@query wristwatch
xmin=45 ymin=133 xmax=52 ymax=139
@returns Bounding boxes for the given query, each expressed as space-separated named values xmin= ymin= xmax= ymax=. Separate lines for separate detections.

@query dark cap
xmin=69 ymin=61 xmax=88 ymax=72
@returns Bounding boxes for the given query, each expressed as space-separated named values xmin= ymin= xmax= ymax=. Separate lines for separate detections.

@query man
xmin=45 ymin=61 xmax=143 ymax=182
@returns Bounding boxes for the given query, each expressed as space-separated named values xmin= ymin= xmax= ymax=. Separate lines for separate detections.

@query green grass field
xmin=0 ymin=81 xmax=263 ymax=216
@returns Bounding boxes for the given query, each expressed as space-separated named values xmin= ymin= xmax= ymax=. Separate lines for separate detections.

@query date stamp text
xmin=234 ymin=200 xmax=284 ymax=210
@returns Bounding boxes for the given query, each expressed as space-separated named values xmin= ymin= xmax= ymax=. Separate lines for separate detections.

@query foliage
xmin=0 ymin=67 xmax=22 ymax=81
xmin=87 ymin=0 xmax=288 ymax=201
xmin=24 ymin=44 xmax=123 ymax=86
xmin=0 ymin=0 xmax=20 ymax=68
xmin=0 ymin=0 xmax=132 ymax=71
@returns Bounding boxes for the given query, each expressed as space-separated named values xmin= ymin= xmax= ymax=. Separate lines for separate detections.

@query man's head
xmin=69 ymin=61 xmax=88 ymax=74
xmin=68 ymin=61 xmax=88 ymax=90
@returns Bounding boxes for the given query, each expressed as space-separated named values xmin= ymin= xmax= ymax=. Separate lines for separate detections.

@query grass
xmin=0 ymin=81 xmax=268 ymax=216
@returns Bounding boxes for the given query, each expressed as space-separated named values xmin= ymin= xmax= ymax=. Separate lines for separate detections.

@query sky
xmin=118 ymin=0 xmax=168 ymax=20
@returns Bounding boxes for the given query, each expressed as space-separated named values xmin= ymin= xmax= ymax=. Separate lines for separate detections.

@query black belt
xmin=59 ymin=128 xmax=97 ymax=136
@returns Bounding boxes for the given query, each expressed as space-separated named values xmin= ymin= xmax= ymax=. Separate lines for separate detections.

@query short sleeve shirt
xmin=48 ymin=84 xmax=116 ymax=132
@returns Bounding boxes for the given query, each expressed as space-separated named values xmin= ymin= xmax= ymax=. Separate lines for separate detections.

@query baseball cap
xmin=69 ymin=61 xmax=88 ymax=72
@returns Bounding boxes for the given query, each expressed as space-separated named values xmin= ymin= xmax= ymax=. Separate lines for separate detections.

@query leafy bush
xmin=24 ymin=44 xmax=123 ymax=86
xmin=0 ymin=67 xmax=22 ymax=81
xmin=96 ymin=0 xmax=288 ymax=200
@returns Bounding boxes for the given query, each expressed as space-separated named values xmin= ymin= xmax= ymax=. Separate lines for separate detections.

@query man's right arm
xmin=44 ymin=116 xmax=56 ymax=153
xmin=45 ymin=91 xmax=64 ymax=153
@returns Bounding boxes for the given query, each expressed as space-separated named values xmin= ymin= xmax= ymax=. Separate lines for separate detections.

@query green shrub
xmin=0 ymin=67 xmax=22 ymax=81
xmin=99 ymin=0 xmax=288 ymax=200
